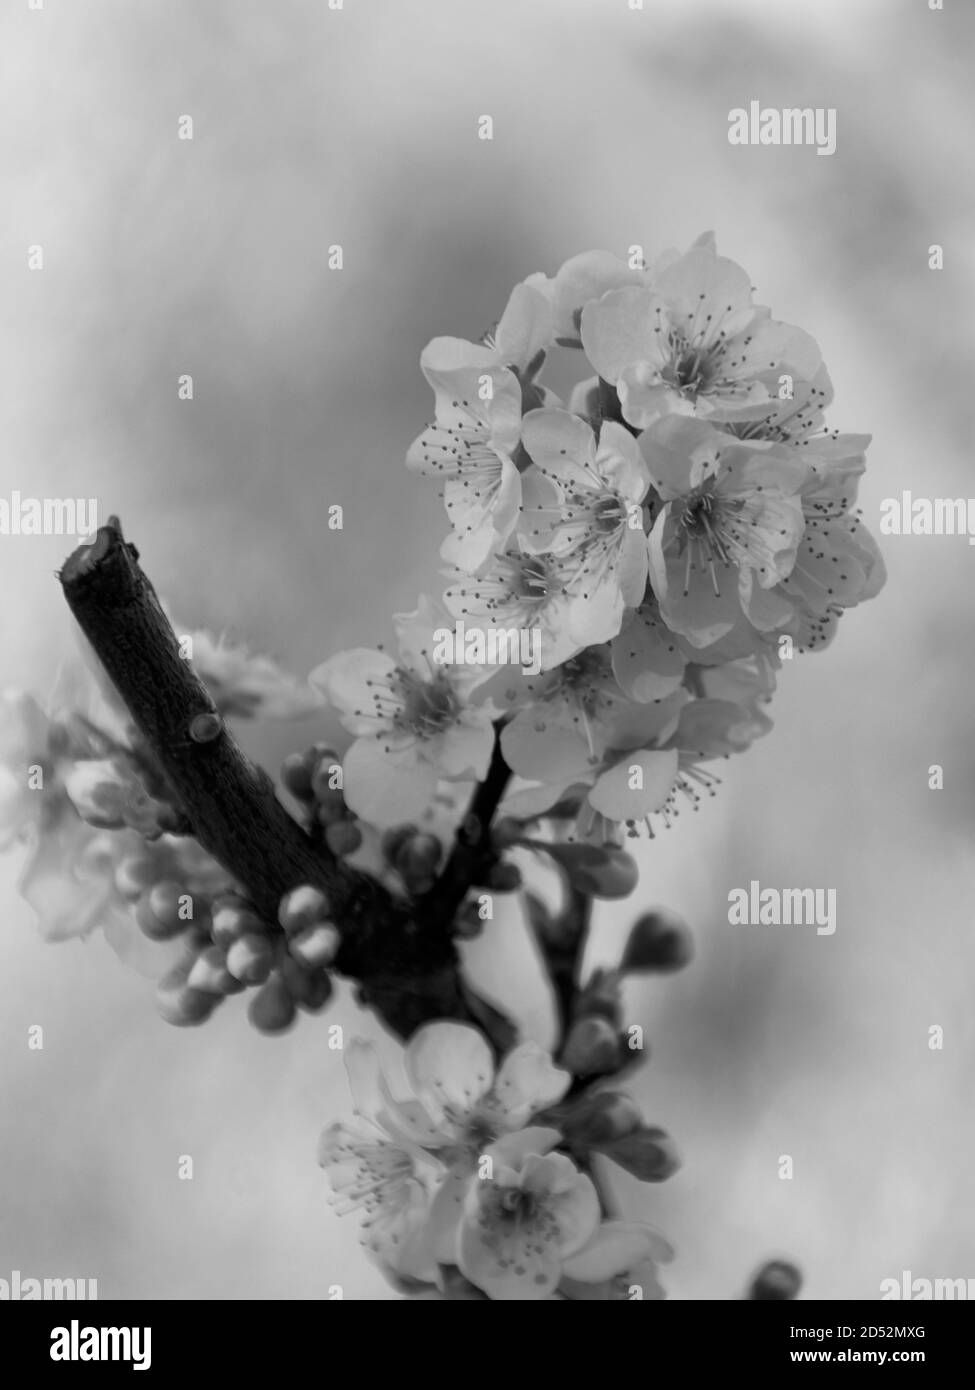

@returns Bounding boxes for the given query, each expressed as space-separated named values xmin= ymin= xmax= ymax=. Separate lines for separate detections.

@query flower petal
xmin=611 ymin=608 xmax=686 ymax=701
xmin=495 ymin=282 xmax=554 ymax=369
xmin=309 ymin=649 xmax=398 ymax=733
xmin=580 ymin=287 xmax=667 ymax=385
xmin=588 ymin=749 xmax=679 ymax=821
xmin=406 ymin=1022 xmax=495 ymax=1117
xmin=342 ymin=737 xmax=437 ymax=827
xmin=561 ymin=1220 xmax=674 ymax=1283
xmin=492 ymin=1044 xmax=570 ymax=1125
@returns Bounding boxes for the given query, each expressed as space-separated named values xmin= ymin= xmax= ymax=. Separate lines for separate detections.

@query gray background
xmin=1 ymin=0 xmax=973 ymax=1299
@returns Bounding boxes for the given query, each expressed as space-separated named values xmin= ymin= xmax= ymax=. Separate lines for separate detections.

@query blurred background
xmin=2 ymin=0 xmax=973 ymax=1299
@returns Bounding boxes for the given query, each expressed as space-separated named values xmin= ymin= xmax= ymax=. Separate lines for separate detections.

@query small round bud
xmin=289 ymin=922 xmax=340 ymax=969
xmin=189 ymin=712 xmax=223 ymax=744
xmin=567 ymin=1090 xmax=644 ymax=1145
xmin=545 ymin=843 xmax=639 ymax=899
xmin=485 ymin=860 xmax=521 ymax=892
xmin=156 ymin=965 xmax=220 ymax=1026
xmin=226 ymin=932 xmax=275 ymax=985
xmin=574 ymin=967 xmax=622 ymax=1026
xmin=561 ymin=1016 xmax=622 ymax=1078
xmin=380 ymin=824 xmax=417 ymax=865
xmin=134 ymin=879 xmax=189 ymax=942
xmin=280 ymin=752 xmax=315 ymax=802
xmin=454 ymin=900 xmax=485 ymax=940
xmin=599 ymin=1125 xmax=681 ymax=1182
xmin=149 ymin=879 xmax=191 ymax=923
xmin=280 ymin=956 xmax=333 ymax=1012
xmin=187 ymin=944 xmax=245 ymax=996
xmin=622 ymin=909 xmax=694 ymax=974
xmin=394 ymin=831 xmax=442 ymax=882
xmin=212 ymin=901 xmax=266 ymax=947
xmin=310 ymin=758 xmax=344 ymax=804
xmin=748 ymin=1260 xmax=802 ymax=1301
xmin=247 ymin=973 xmax=297 ymax=1034
xmin=278 ymin=885 xmax=330 ymax=935
xmin=305 ymin=744 xmax=339 ymax=775
xmin=325 ymin=820 xmax=362 ymax=856
xmin=315 ymin=798 xmax=349 ymax=827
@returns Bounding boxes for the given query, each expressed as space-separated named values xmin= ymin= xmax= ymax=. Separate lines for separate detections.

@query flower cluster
xmin=319 ymin=1021 xmax=673 ymax=1301
xmin=319 ymin=236 xmax=884 ymax=842
xmin=1 ymin=236 xmax=878 ymax=1301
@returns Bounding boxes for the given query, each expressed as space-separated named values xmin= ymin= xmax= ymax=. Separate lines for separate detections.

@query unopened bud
xmin=281 ymin=752 xmax=315 ymax=802
xmin=454 ymin=900 xmax=485 ymax=940
xmin=544 ymin=843 xmax=639 ymax=899
xmin=748 ymin=1260 xmax=802 ymax=1301
xmin=247 ymin=972 xmax=297 ymax=1034
xmin=622 ymin=909 xmax=694 ymax=974
xmin=156 ymin=963 xmax=220 ymax=1026
xmin=316 ymin=797 xmax=349 ymax=827
xmin=380 ymin=824 xmax=417 ymax=865
xmin=187 ymin=944 xmax=244 ymax=996
xmin=574 ymin=967 xmax=622 ymax=1026
xmin=288 ymin=922 xmax=340 ymax=969
xmin=310 ymin=757 xmax=344 ymax=804
xmin=485 ymin=860 xmax=521 ymax=892
xmin=278 ymin=885 xmax=330 ymax=935
xmin=561 ymin=1016 xmax=621 ymax=1078
xmin=325 ymin=820 xmax=362 ymax=856
xmin=394 ymin=831 xmax=442 ymax=884
xmin=566 ymin=1090 xmax=643 ymax=1146
xmin=212 ymin=899 xmax=266 ymax=947
xmin=280 ymin=956 xmax=333 ymax=1012
xmin=599 ymin=1125 xmax=681 ymax=1182
xmin=134 ymin=879 xmax=190 ymax=941
xmin=226 ymin=932 xmax=275 ymax=985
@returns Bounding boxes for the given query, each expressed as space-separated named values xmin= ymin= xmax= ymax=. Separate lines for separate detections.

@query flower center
xmin=395 ymin=669 xmax=459 ymax=736
xmin=676 ymin=487 xmax=745 ymax=575
xmin=591 ymin=494 xmax=628 ymax=534
xmin=499 ymin=1188 xmax=538 ymax=1220
xmin=664 ymin=337 xmax=717 ymax=397
xmin=513 ymin=554 xmax=554 ymax=600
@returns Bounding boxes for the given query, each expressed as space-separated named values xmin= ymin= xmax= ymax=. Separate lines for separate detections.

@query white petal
xmin=493 ymin=1043 xmax=570 ymax=1124
xmin=588 ymin=749 xmax=679 ymax=821
xmin=406 ymin=1022 xmax=495 ymax=1116
xmin=342 ymin=738 xmax=437 ymax=827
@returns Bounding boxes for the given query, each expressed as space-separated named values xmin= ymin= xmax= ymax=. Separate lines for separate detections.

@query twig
xmin=58 ymin=517 xmax=512 ymax=1046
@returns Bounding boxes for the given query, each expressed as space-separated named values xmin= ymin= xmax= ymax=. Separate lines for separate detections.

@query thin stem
xmin=419 ymin=723 xmax=512 ymax=937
